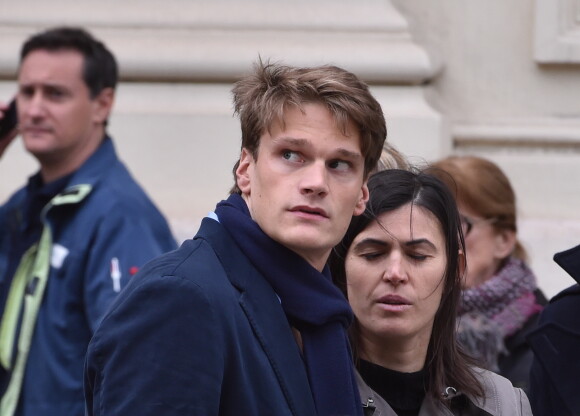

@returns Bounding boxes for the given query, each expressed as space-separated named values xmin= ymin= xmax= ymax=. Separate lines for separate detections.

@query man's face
xmin=17 ymin=49 xmax=111 ymax=175
xmin=236 ymin=102 xmax=369 ymax=271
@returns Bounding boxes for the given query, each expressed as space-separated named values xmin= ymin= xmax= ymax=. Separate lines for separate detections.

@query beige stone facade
xmin=1 ymin=0 xmax=579 ymax=296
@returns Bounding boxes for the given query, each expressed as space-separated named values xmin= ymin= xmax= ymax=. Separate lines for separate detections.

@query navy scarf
xmin=215 ymin=194 xmax=362 ymax=416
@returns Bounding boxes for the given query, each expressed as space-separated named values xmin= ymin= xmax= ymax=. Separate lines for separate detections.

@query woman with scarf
xmin=431 ymin=155 xmax=547 ymax=393
xmin=330 ymin=168 xmax=531 ymax=415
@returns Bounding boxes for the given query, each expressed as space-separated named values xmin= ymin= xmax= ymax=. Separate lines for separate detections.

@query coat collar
xmin=553 ymin=244 xmax=580 ymax=284
xmin=25 ymin=135 xmax=117 ymax=193
xmin=64 ymin=135 xmax=118 ymax=189
xmin=355 ymin=367 xmax=511 ymax=416
xmin=196 ymin=218 xmax=317 ymax=416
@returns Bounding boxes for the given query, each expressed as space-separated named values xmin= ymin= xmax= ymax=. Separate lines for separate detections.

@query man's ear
xmin=353 ymin=181 xmax=369 ymax=216
xmin=236 ymin=148 xmax=253 ymax=195
xmin=493 ymin=229 xmax=517 ymax=260
xmin=92 ymin=87 xmax=115 ymax=124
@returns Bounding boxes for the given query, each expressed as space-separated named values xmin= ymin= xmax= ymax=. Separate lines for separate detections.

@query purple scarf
xmin=457 ymin=257 xmax=543 ymax=371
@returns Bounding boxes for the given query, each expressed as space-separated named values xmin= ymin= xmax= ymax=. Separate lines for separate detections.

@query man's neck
xmin=241 ymin=192 xmax=330 ymax=272
xmin=39 ymin=133 xmax=105 ymax=183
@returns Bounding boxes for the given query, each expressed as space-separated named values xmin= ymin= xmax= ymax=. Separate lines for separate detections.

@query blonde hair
xmin=374 ymin=142 xmax=410 ymax=172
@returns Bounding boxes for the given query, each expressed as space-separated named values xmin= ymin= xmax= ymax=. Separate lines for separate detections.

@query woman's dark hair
xmin=330 ymin=168 xmax=484 ymax=405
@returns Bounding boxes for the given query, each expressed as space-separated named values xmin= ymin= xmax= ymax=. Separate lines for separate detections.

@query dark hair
xmin=330 ymin=168 xmax=484 ymax=405
xmin=229 ymin=59 xmax=387 ymax=193
xmin=20 ymin=26 xmax=118 ymax=98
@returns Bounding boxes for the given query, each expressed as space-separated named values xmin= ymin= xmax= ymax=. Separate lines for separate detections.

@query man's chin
xmin=23 ymin=136 xmax=53 ymax=152
xmin=283 ymin=238 xmax=333 ymax=269
xmin=26 ymin=146 xmax=53 ymax=157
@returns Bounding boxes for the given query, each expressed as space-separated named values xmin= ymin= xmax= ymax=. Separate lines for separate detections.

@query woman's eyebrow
xmin=353 ymin=238 xmax=388 ymax=249
xmin=405 ymin=238 xmax=436 ymax=250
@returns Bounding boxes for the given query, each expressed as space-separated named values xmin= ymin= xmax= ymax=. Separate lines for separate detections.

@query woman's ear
xmin=493 ymin=229 xmax=517 ymax=260
xmin=458 ymin=249 xmax=466 ymax=275
xmin=458 ymin=248 xmax=467 ymax=288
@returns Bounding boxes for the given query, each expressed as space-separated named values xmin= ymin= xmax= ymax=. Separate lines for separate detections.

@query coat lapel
xmin=198 ymin=218 xmax=317 ymax=416
xmin=554 ymin=244 xmax=580 ymax=283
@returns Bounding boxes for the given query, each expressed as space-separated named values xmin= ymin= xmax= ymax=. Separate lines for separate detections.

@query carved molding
xmin=0 ymin=0 xmax=440 ymax=84
xmin=535 ymin=0 xmax=580 ymax=63
xmin=453 ymin=118 xmax=580 ymax=150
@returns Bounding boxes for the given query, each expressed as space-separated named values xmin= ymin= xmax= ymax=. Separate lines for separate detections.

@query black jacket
xmin=528 ymin=244 xmax=580 ymax=416
xmin=498 ymin=288 xmax=547 ymax=393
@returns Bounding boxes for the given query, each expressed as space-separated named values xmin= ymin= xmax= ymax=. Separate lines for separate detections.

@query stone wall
xmin=2 ymin=0 xmax=578 ymax=296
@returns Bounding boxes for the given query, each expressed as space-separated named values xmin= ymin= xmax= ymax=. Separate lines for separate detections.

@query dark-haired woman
xmin=330 ymin=169 xmax=531 ymax=415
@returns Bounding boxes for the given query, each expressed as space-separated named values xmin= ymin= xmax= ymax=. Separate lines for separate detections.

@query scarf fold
xmin=215 ymin=193 xmax=362 ymax=416
xmin=457 ymin=257 xmax=543 ymax=371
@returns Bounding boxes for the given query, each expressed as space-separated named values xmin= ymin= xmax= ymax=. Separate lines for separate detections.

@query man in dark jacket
xmin=84 ymin=60 xmax=387 ymax=416
xmin=0 ymin=27 xmax=177 ymax=416
xmin=528 ymin=244 xmax=580 ymax=416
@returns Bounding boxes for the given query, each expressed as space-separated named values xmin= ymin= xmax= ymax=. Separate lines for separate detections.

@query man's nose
xmin=300 ymin=161 xmax=329 ymax=197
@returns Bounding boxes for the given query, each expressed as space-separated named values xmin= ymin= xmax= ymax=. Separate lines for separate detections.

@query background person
xmin=330 ymin=168 xmax=532 ymax=415
xmin=431 ymin=155 xmax=547 ymax=392
xmin=374 ymin=142 xmax=410 ymax=172
xmin=84 ymin=60 xmax=387 ymax=416
xmin=528 ymin=243 xmax=580 ymax=416
xmin=0 ymin=27 xmax=177 ymax=416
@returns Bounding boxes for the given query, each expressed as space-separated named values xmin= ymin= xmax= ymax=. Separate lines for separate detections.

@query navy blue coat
xmin=84 ymin=217 xmax=318 ymax=416
xmin=0 ymin=137 xmax=176 ymax=416
xmin=528 ymin=244 xmax=580 ymax=416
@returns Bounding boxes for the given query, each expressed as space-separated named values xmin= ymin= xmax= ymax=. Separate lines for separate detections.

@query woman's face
xmin=458 ymin=203 xmax=505 ymax=289
xmin=345 ymin=203 xmax=447 ymax=352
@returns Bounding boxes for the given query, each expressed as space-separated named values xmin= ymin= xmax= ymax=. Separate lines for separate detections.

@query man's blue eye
xmin=283 ymin=151 xmax=300 ymax=162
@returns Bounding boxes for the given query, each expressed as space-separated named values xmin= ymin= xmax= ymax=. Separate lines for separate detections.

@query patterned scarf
xmin=215 ymin=193 xmax=362 ymax=416
xmin=457 ymin=257 xmax=543 ymax=371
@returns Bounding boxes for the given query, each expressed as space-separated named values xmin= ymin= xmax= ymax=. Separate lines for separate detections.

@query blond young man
xmin=84 ymin=61 xmax=386 ymax=416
